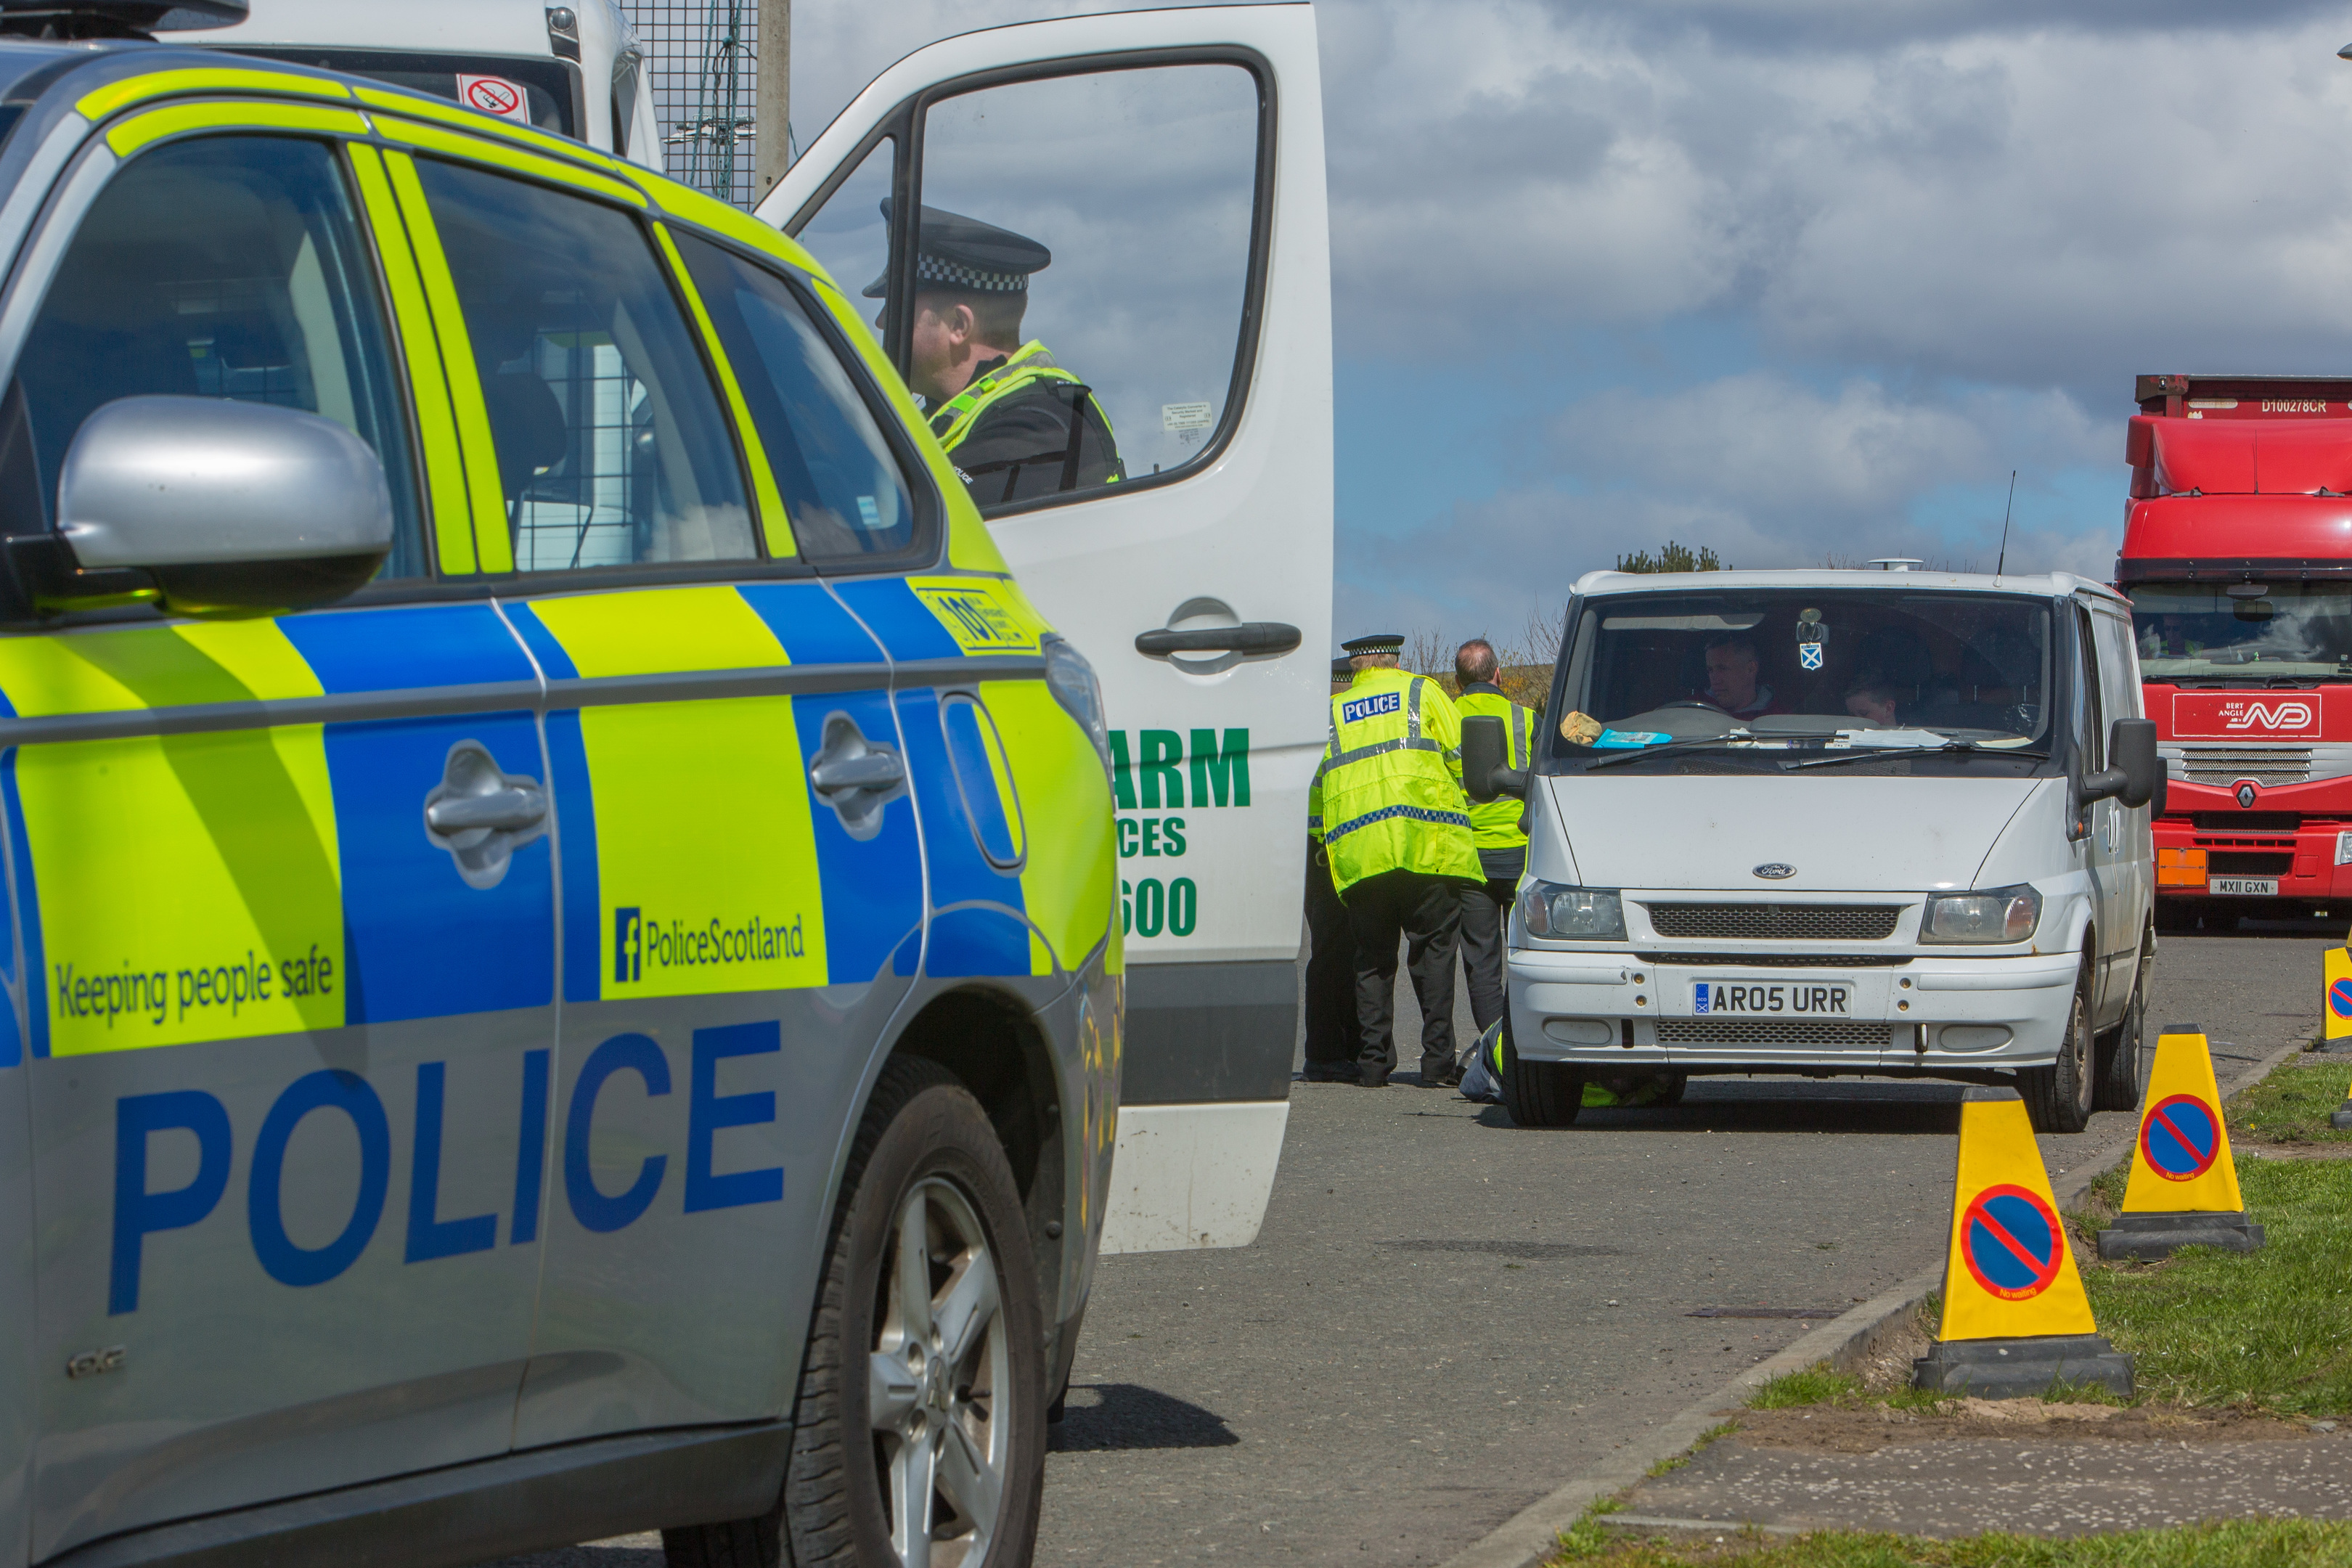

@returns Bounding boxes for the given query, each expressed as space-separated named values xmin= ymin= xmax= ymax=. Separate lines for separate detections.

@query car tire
xmin=663 ymin=1057 xmax=1046 ymax=1568
xmin=2021 ymin=958 xmax=2096 ymax=1135
xmin=2091 ymin=936 xmax=2152 ymax=1114
xmin=1649 ymin=1071 xmax=1689 ymax=1108
xmin=1499 ymin=1018 xmax=1585 ymax=1127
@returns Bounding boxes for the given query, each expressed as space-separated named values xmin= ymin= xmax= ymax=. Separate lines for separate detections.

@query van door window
xmin=2075 ymin=608 xmax=2104 ymax=772
xmin=411 ymin=158 xmax=754 ymax=571
xmin=9 ymin=136 xmax=423 ymax=575
xmin=669 ymin=232 xmax=926 ymax=565
xmin=881 ymin=63 xmax=1262 ymax=511
xmin=789 ymin=136 xmax=894 ymax=340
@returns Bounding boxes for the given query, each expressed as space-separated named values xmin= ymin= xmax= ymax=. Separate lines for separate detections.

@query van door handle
xmin=425 ymin=788 xmax=547 ymax=834
xmin=1134 ymin=621 xmax=1301 ymax=657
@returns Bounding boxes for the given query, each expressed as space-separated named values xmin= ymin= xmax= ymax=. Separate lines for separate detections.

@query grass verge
xmin=1547 ymin=1518 xmax=2352 ymax=1566
xmin=2229 ymin=1058 xmax=2352 ymax=1146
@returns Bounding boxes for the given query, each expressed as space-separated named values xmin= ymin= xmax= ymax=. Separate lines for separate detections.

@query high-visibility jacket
xmin=1454 ymin=682 xmax=1533 ymax=854
xmin=1307 ymin=667 xmax=1483 ymax=896
xmin=928 ymin=340 xmax=1123 ymax=496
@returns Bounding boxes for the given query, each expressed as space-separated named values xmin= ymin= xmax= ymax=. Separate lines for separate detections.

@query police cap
xmin=1330 ymin=656 xmax=1354 ymax=681
xmin=1341 ymin=633 xmax=1406 ymax=656
xmin=863 ymin=202 xmax=1050 ymax=298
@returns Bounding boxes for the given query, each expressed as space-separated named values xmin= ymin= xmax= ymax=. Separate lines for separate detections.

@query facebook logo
xmin=613 ymin=907 xmax=642 ymax=984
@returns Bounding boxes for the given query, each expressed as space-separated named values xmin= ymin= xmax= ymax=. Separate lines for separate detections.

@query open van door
xmin=764 ymin=4 xmax=1331 ymax=1251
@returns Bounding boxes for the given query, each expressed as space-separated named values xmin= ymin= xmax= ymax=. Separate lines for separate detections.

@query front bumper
xmin=2153 ymin=814 xmax=2351 ymax=903
xmin=1506 ymin=947 xmax=2081 ymax=1075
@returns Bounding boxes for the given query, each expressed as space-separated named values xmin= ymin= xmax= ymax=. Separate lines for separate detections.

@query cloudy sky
xmin=780 ymin=0 xmax=2352 ymax=646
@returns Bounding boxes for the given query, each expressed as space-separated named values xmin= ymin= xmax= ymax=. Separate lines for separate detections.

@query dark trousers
xmin=1302 ymin=837 xmax=1357 ymax=1072
xmin=1457 ymin=847 xmax=1525 ymax=1036
xmin=1343 ymin=867 xmax=1462 ymax=1084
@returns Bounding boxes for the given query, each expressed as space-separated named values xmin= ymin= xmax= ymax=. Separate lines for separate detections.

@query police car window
xmin=898 ymin=64 xmax=1260 ymax=512
xmin=8 ymin=135 xmax=424 ymax=576
xmin=411 ymin=158 xmax=753 ymax=571
xmin=671 ymin=232 xmax=919 ymax=562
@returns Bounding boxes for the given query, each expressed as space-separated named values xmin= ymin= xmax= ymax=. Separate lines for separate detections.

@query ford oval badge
xmin=1752 ymin=863 xmax=1796 ymax=880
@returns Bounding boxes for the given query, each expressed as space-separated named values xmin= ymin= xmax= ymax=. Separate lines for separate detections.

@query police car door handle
xmin=1133 ymin=621 xmax=1301 ymax=657
xmin=425 ymin=788 xmax=547 ymax=834
xmin=812 ymin=753 xmax=905 ymax=794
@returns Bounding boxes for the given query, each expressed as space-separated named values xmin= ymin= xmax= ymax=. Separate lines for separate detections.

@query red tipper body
xmin=2119 ymin=373 xmax=2352 ymax=910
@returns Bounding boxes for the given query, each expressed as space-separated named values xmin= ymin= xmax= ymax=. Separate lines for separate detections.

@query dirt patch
xmin=2237 ymin=1143 xmax=2352 ymax=1161
xmin=1851 ymin=1302 xmax=1935 ymax=1395
xmin=1723 ymin=1400 xmax=2320 ymax=1454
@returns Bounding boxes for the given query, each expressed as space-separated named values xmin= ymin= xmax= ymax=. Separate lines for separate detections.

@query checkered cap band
xmin=917 ymin=253 xmax=1028 ymax=292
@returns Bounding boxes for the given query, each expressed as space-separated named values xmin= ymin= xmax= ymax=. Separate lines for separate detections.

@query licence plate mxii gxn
xmin=2208 ymin=876 xmax=2279 ymax=897
xmin=1693 ymin=979 xmax=1854 ymax=1016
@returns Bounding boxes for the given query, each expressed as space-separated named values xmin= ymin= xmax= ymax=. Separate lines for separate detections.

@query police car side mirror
xmin=50 ymin=396 xmax=393 ymax=617
xmin=1461 ymin=714 xmax=1529 ymax=803
xmin=2109 ymin=717 xmax=2159 ymax=811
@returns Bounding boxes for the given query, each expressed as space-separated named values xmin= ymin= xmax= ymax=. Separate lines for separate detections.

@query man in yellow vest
xmin=864 ymin=204 xmax=1123 ymax=506
xmin=1451 ymin=638 xmax=1535 ymax=1040
xmin=1309 ymin=633 xmax=1485 ymax=1087
xmin=1302 ymin=656 xmax=1361 ymax=1082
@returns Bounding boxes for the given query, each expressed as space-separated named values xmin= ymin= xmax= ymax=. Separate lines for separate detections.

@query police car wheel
xmin=1499 ymin=1023 xmax=1585 ymax=1127
xmin=2020 ymin=959 xmax=2096 ymax=1135
xmin=663 ymin=1058 xmax=1046 ymax=1568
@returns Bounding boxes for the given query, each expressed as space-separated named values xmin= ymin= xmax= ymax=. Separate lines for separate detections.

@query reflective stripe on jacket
xmin=928 ymin=340 xmax=1119 ymax=458
xmin=1307 ymin=667 xmax=1482 ymax=897
xmin=1455 ymin=684 xmax=1532 ymax=853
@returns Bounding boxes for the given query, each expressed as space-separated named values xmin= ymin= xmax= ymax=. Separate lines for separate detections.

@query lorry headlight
xmin=1519 ymin=883 xmax=1626 ymax=940
xmin=1042 ymin=635 xmax=1114 ymax=783
xmin=1920 ymin=884 xmax=2041 ymax=944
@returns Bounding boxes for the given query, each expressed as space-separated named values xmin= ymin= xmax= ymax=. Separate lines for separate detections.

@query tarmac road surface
xmin=489 ymin=912 xmax=2337 ymax=1568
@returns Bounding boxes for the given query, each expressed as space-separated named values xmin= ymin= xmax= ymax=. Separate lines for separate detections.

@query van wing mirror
xmin=2109 ymin=716 xmax=2160 ymax=810
xmin=1460 ymin=714 xmax=1530 ymax=803
xmin=49 ymin=396 xmax=393 ymax=617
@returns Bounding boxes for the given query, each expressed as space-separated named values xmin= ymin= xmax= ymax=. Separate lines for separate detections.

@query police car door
xmin=366 ymin=129 xmax=921 ymax=1447
xmin=769 ymin=3 xmax=1331 ymax=1251
xmin=0 ymin=104 xmax=556 ymax=1555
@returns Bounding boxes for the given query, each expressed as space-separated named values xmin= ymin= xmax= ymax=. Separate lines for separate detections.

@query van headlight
xmin=1042 ymin=635 xmax=1113 ymax=782
xmin=1921 ymin=884 xmax=2041 ymax=944
xmin=1518 ymin=883 xmax=1626 ymax=940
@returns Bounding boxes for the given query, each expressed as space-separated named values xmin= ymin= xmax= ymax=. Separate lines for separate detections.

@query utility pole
xmin=754 ymin=0 xmax=790 ymax=207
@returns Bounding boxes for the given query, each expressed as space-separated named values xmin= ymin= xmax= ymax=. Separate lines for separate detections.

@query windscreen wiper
xmin=1583 ymin=730 xmax=1755 ymax=771
xmin=1780 ymin=740 xmax=2049 ymax=772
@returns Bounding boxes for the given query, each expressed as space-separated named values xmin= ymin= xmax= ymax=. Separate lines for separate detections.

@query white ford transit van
xmin=1463 ymin=568 xmax=2160 ymax=1135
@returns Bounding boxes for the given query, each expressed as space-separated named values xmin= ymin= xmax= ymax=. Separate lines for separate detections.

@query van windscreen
xmin=1557 ymin=589 xmax=2054 ymax=770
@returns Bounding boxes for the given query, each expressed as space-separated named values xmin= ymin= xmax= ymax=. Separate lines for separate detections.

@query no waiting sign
xmin=456 ymin=74 xmax=531 ymax=123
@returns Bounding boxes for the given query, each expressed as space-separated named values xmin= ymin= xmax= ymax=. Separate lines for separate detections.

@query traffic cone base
xmin=1911 ymin=1094 xmax=2133 ymax=1397
xmin=1913 ymin=1333 xmax=2135 ymax=1399
xmin=2098 ymin=1210 xmax=2264 ymax=1261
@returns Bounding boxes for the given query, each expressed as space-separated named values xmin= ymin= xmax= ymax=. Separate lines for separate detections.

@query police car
xmin=0 ymin=4 xmax=1138 ymax=1564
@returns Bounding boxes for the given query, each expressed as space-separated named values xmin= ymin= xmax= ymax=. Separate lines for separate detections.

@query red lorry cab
xmin=2119 ymin=373 xmax=2352 ymax=915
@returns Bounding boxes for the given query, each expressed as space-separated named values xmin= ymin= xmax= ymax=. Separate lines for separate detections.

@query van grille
xmin=1645 ymin=905 xmax=1901 ymax=942
xmin=1644 ymin=952 xmax=1913 ymax=969
xmin=2179 ymin=746 xmax=2311 ymax=788
xmin=1657 ymin=1019 xmax=1891 ymax=1048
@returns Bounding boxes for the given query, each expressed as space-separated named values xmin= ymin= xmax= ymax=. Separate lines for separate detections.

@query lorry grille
xmin=1644 ymin=952 xmax=1912 ymax=968
xmin=2190 ymin=812 xmax=2300 ymax=833
xmin=1657 ymin=1019 xmax=1892 ymax=1048
xmin=2178 ymin=746 xmax=2312 ymax=788
xmin=2208 ymin=852 xmax=2293 ymax=875
xmin=1645 ymin=905 xmax=1901 ymax=941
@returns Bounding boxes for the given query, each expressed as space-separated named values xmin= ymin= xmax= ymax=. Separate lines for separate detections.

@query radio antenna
xmin=1994 ymin=470 xmax=2017 ymax=579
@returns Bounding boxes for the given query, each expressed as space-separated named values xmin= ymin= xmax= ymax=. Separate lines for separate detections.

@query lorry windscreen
xmin=2130 ymin=580 xmax=2352 ymax=682
xmin=1555 ymin=589 xmax=2052 ymax=769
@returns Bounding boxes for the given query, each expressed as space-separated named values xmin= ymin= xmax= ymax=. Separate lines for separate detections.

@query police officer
xmin=1310 ymin=633 xmax=1484 ymax=1088
xmin=1301 ymin=656 xmax=1358 ymax=1081
xmin=865 ymin=203 xmax=1123 ymax=506
xmin=1451 ymin=638 xmax=1532 ymax=1040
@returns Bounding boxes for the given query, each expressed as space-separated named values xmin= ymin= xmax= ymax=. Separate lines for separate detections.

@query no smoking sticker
xmin=1960 ymin=1183 xmax=2063 ymax=1302
xmin=457 ymin=74 xmax=530 ymax=123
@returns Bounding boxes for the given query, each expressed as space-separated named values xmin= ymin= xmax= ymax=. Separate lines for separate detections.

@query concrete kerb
xmin=1432 ymin=1034 xmax=2316 ymax=1568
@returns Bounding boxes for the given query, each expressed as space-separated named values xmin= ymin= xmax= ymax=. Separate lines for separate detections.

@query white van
xmin=198 ymin=0 xmax=661 ymax=168
xmin=1465 ymin=568 xmax=2160 ymax=1135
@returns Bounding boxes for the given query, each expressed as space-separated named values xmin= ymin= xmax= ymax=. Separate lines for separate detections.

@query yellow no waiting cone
xmin=2097 ymin=1023 xmax=2263 ymax=1262
xmin=1912 ymin=1089 xmax=2132 ymax=1397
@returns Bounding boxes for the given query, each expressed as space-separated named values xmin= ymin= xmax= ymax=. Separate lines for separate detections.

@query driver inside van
xmin=1699 ymin=633 xmax=1784 ymax=719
